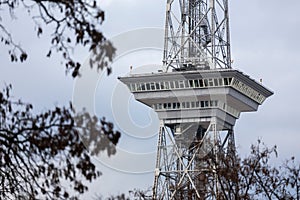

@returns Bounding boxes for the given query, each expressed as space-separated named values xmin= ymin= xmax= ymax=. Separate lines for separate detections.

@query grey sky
xmin=1 ymin=0 xmax=300 ymax=198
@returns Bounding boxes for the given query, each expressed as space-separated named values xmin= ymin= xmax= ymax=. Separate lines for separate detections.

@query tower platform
xmin=119 ymin=68 xmax=273 ymax=130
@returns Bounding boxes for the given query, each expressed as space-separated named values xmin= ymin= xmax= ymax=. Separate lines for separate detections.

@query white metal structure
xmin=163 ymin=0 xmax=231 ymax=71
xmin=119 ymin=0 xmax=273 ymax=199
xmin=119 ymin=69 xmax=272 ymax=199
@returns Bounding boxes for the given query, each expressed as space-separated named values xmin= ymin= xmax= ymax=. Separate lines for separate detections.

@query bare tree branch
xmin=0 ymin=0 xmax=116 ymax=77
xmin=0 ymin=86 xmax=121 ymax=199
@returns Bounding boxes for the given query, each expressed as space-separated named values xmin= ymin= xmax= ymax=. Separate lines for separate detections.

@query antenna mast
xmin=163 ymin=0 xmax=231 ymax=71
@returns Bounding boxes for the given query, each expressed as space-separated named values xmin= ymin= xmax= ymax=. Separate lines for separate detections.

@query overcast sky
xmin=1 ymin=0 xmax=300 ymax=198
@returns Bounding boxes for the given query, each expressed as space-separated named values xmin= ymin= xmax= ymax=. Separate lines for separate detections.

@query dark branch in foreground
xmin=0 ymin=85 xmax=120 ymax=199
xmin=0 ymin=0 xmax=116 ymax=77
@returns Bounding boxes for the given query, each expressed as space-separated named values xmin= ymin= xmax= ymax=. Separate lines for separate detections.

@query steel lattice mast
xmin=119 ymin=0 xmax=273 ymax=199
xmin=163 ymin=0 xmax=231 ymax=71
xmin=154 ymin=1 xmax=235 ymax=198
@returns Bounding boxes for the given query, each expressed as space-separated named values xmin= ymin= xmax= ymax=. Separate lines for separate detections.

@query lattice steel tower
xmin=119 ymin=0 xmax=273 ymax=199
xmin=162 ymin=0 xmax=231 ymax=71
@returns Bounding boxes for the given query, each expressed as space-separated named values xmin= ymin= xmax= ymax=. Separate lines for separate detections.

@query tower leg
xmin=153 ymin=121 xmax=165 ymax=199
xmin=152 ymin=119 xmax=238 ymax=200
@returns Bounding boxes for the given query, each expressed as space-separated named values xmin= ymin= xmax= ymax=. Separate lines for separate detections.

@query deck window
xmin=224 ymin=78 xmax=230 ymax=86
xmin=167 ymin=103 xmax=171 ymax=109
xmin=214 ymin=79 xmax=219 ymax=86
xmin=173 ymin=103 xmax=177 ymax=109
xmin=204 ymin=79 xmax=209 ymax=87
xmin=184 ymin=80 xmax=189 ymax=88
xmin=186 ymin=102 xmax=190 ymax=108
xmin=219 ymin=78 xmax=223 ymax=86
xmin=150 ymin=82 xmax=155 ymax=90
xmin=208 ymin=79 xmax=214 ymax=87
xmin=170 ymin=81 xmax=175 ymax=89
xmin=179 ymin=80 xmax=185 ymax=88
xmin=155 ymin=83 xmax=161 ymax=90
xmin=146 ymin=83 xmax=150 ymax=90
xmin=189 ymin=80 xmax=194 ymax=87
xmin=194 ymin=80 xmax=200 ymax=87
xmin=228 ymin=78 xmax=233 ymax=85
xmin=175 ymin=81 xmax=179 ymax=88
xmin=204 ymin=101 xmax=209 ymax=107
xmin=163 ymin=103 xmax=167 ymax=109
xmin=141 ymin=83 xmax=146 ymax=91
xmin=201 ymin=101 xmax=205 ymax=108
xmin=164 ymin=82 xmax=170 ymax=89
xmin=191 ymin=102 xmax=195 ymax=108
xmin=199 ymin=79 xmax=204 ymax=87
xmin=158 ymin=104 xmax=162 ymax=110
xmin=131 ymin=83 xmax=136 ymax=91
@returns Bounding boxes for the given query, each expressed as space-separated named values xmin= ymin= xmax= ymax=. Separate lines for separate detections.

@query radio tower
xmin=162 ymin=0 xmax=231 ymax=71
xmin=119 ymin=0 xmax=273 ymax=199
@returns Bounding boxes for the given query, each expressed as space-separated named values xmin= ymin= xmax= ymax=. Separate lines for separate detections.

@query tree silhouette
xmin=0 ymin=0 xmax=121 ymax=198
xmin=0 ymin=0 xmax=115 ymax=77
xmin=100 ymin=141 xmax=300 ymax=200
xmin=186 ymin=140 xmax=300 ymax=200
xmin=0 ymin=85 xmax=120 ymax=199
xmin=235 ymin=141 xmax=300 ymax=199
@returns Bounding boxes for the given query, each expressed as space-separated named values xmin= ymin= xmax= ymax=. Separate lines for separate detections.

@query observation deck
xmin=119 ymin=69 xmax=273 ymax=130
